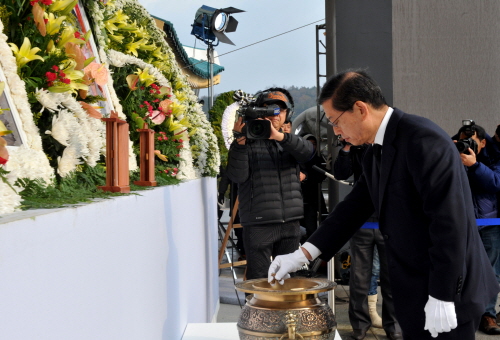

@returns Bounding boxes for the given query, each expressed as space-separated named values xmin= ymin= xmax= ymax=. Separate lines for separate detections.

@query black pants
xmin=349 ymin=228 xmax=400 ymax=334
xmin=401 ymin=319 xmax=479 ymax=340
xmin=243 ymin=221 xmax=301 ymax=280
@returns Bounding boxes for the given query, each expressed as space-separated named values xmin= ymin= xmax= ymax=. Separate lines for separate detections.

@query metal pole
xmin=324 ymin=0 xmax=337 ymax=313
xmin=206 ymin=43 xmax=214 ymax=116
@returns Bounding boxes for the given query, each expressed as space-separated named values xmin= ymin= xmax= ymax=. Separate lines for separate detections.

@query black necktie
xmin=372 ymin=144 xmax=382 ymax=205
xmin=373 ymin=144 xmax=382 ymax=170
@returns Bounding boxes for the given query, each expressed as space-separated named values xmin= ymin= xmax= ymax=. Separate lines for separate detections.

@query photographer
xmin=453 ymin=122 xmax=500 ymax=335
xmin=226 ymin=88 xmax=314 ymax=280
xmin=494 ymin=124 xmax=500 ymax=151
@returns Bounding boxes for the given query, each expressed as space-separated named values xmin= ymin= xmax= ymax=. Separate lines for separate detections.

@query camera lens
xmin=456 ymin=141 xmax=468 ymax=154
xmin=250 ymin=122 xmax=265 ymax=136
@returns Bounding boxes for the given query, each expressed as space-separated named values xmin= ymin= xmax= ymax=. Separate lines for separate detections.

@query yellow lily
xmin=166 ymin=115 xmax=186 ymax=133
xmin=104 ymin=19 xmax=119 ymax=34
xmin=62 ymin=59 xmax=84 ymax=78
xmin=135 ymin=67 xmax=155 ymax=87
xmin=0 ymin=82 xmax=10 ymax=115
xmin=48 ymin=60 xmax=88 ymax=94
xmin=152 ymin=47 xmax=165 ymax=60
xmin=108 ymin=33 xmax=124 ymax=43
xmin=59 ymin=0 xmax=78 ymax=16
xmin=117 ymin=23 xmax=137 ymax=32
xmin=125 ymin=39 xmax=147 ymax=57
xmin=57 ymin=26 xmax=85 ymax=48
xmin=104 ymin=10 xmax=129 ymax=33
xmin=179 ymin=117 xmax=191 ymax=128
xmin=46 ymin=39 xmax=55 ymax=52
xmin=188 ymin=128 xmax=198 ymax=137
xmin=139 ymin=41 xmax=156 ymax=51
xmin=133 ymin=26 xmax=149 ymax=39
xmin=8 ymin=37 xmax=44 ymax=69
xmin=0 ymin=121 xmax=12 ymax=136
xmin=174 ymin=91 xmax=187 ymax=102
xmin=113 ymin=9 xmax=129 ymax=23
xmin=49 ymin=0 xmax=76 ymax=13
xmin=171 ymin=102 xmax=186 ymax=118
xmin=45 ymin=13 xmax=66 ymax=35
xmin=154 ymin=150 xmax=168 ymax=162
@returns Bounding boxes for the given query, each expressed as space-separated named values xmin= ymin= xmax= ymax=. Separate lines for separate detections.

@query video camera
xmin=455 ymin=119 xmax=478 ymax=155
xmin=233 ymin=90 xmax=281 ymax=139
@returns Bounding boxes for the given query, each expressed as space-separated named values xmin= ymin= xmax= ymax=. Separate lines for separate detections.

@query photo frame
xmin=73 ymin=1 xmax=115 ymax=117
xmin=0 ymin=66 xmax=28 ymax=147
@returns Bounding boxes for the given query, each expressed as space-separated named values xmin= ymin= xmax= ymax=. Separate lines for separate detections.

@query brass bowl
xmin=235 ymin=278 xmax=336 ymax=340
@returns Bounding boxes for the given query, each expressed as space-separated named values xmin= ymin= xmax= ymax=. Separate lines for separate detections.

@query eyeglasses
xmin=327 ymin=110 xmax=347 ymax=128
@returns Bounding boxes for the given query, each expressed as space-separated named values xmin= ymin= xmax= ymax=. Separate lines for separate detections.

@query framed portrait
xmin=73 ymin=1 xmax=115 ymax=117
xmin=0 ymin=66 xmax=28 ymax=147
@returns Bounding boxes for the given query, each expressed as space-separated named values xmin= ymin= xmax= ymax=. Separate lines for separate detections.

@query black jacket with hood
xmin=226 ymin=133 xmax=314 ymax=226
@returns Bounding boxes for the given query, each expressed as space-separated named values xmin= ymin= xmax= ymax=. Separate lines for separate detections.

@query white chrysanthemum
xmin=0 ymin=178 xmax=22 ymax=215
xmin=128 ymin=141 xmax=138 ymax=171
xmin=49 ymin=111 xmax=72 ymax=146
xmin=35 ymin=89 xmax=61 ymax=112
xmin=177 ymin=139 xmax=196 ymax=180
xmin=58 ymin=146 xmax=82 ymax=177
xmin=6 ymin=146 xmax=55 ymax=185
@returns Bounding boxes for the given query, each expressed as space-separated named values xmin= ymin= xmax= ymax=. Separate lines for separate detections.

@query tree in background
xmin=208 ymin=91 xmax=235 ymax=167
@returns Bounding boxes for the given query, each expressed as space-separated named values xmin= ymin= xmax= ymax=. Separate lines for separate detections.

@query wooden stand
xmin=98 ymin=117 xmax=130 ymax=193
xmin=134 ymin=123 xmax=157 ymax=187
xmin=218 ymin=197 xmax=247 ymax=271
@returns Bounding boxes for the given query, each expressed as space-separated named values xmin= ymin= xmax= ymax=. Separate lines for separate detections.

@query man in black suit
xmin=268 ymin=70 xmax=499 ymax=340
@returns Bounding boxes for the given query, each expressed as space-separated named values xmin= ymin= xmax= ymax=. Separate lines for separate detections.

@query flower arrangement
xmin=85 ymin=0 xmax=219 ymax=178
xmin=0 ymin=0 xmax=220 ymax=214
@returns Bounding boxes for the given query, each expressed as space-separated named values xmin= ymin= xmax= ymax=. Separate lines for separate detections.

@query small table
xmin=182 ymin=322 xmax=343 ymax=340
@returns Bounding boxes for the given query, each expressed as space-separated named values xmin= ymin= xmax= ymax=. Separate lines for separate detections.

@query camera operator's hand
xmin=460 ymin=148 xmax=477 ymax=167
xmin=233 ymin=117 xmax=247 ymax=145
xmin=265 ymin=117 xmax=285 ymax=142
xmin=300 ymin=172 xmax=307 ymax=182
xmin=233 ymin=116 xmax=245 ymax=133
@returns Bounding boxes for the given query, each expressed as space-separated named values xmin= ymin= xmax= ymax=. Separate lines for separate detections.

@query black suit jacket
xmin=308 ymin=108 xmax=498 ymax=330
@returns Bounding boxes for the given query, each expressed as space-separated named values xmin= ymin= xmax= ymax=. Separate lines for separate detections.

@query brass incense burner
xmin=235 ymin=278 xmax=336 ymax=340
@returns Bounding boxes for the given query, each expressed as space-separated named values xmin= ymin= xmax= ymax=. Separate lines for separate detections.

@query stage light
xmin=190 ymin=5 xmax=244 ymax=114
xmin=190 ymin=5 xmax=244 ymax=46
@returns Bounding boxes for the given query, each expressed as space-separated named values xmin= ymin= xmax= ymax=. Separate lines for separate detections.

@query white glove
xmin=267 ymin=248 xmax=309 ymax=285
xmin=424 ymin=295 xmax=457 ymax=338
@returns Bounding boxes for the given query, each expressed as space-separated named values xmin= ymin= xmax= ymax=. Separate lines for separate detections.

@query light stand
xmin=207 ymin=43 xmax=214 ymax=110
xmin=190 ymin=5 xmax=244 ymax=114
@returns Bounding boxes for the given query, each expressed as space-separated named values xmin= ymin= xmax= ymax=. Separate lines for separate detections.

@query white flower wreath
xmin=0 ymin=19 xmax=55 ymax=213
xmin=221 ymin=102 xmax=240 ymax=150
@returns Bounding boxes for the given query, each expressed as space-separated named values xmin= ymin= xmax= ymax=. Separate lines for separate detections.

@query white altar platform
xmin=0 ymin=178 xmax=218 ymax=340
xmin=182 ymin=323 xmax=343 ymax=340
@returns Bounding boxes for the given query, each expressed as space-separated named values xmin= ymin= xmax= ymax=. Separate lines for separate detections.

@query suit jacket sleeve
xmin=307 ymin=173 xmax=375 ymax=260
xmin=333 ymin=150 xmax=353 ymax=180
xmin=406 ymin=127 xmax=472 ymax=301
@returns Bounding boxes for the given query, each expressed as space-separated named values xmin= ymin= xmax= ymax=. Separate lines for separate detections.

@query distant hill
xmin=285 ymin=86 xmax=317 ymax=121
xmin=201 ymin=86 xmax=318 ymax=121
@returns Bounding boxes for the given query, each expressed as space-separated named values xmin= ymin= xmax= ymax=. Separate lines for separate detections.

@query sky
xmin=137 ymin=0 xmax=326 ymax=97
